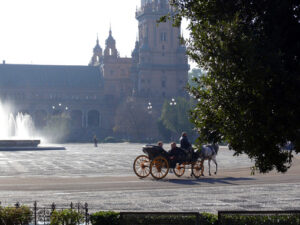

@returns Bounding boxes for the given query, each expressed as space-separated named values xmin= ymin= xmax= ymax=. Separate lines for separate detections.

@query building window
xmin=160 ymin=32 xmax=167 ymax=42
xmin=161 ymin=80 xmax=166 ymax=88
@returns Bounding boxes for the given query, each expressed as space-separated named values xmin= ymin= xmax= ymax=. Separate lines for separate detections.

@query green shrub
xmin=199 ymin=212 xmax=218 ymax=225
xmin=123 ymin=215 xmax=197 ymax=225
xmin=103 ymin=136 xmax=121 ymax=143
xmin=90 ymin=211 xmax=217 ymax=225
xmin=220 ymin=214 xmax=300 ymax=225
xmin=0 ymin=206 xmax=32 ymax=225
xmin=90 ymin=211 xmax=120 ymax=225
xmin=50 ymin=209 xmax=84 ymax=225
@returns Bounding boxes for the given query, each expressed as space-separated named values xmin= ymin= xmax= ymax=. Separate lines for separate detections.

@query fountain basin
xmin=0 ymin=140 xmax=65 ymax=151
xmin=0 ymin=140 xmax=40 ymax=147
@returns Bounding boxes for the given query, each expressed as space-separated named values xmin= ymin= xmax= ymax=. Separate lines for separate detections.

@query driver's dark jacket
xmin=180 ymin=136 xmax=191 ymax=150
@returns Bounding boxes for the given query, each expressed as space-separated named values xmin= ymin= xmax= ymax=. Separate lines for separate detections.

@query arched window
xmin=88 ymin=110 xmax=100 ymax=127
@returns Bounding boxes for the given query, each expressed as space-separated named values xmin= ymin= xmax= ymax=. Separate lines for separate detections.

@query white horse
xmin=198 ymin=144 xmax=219 ymax=176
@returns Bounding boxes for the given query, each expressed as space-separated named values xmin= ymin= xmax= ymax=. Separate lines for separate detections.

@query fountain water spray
xmin=0 ymin=101 xmax=36 ymax=139
xmin=0 ymin=100 xmax=65 ymax=150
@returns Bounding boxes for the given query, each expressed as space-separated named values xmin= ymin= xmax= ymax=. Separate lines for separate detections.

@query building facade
xmin=0 ymin=0 xmax=189 ymax=141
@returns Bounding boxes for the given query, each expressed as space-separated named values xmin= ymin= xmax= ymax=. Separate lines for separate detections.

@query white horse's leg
xmin=212 ymin=156 xmax=218 ymax=175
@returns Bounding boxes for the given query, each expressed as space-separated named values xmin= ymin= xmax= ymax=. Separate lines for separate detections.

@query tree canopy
xmin=158 ymin=97 xmax=195 ymax=141
xmin=171 ymin=0 xmax=300 ymax=172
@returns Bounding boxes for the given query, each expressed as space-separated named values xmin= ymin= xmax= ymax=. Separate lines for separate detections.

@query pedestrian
xmin=93 ymin=135 xmax=98 ymax=147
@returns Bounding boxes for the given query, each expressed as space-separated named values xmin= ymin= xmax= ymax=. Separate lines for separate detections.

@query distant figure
xmin=93 ymin=135 xmax=98 ymax=147
xmin=180 ymin=132 xmax=191 ymax=150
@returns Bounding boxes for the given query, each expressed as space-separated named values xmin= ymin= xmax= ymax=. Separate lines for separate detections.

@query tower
xmin=102 ymin=28 xmax=132 ymax=99
xmin=133 ymin=0 xmax=189 ymax=99
xmin=89 ymin=36 xmax=103 ymax=66
xmin=104 ymin=28 xmax=118 ymax=58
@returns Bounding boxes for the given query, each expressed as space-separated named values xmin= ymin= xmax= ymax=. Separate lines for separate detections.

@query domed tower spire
xmin=109 ymin=23 xmax=112 ymax=36
xmin=104 ymin=26 xmax=118 ymax=58
xmin=89 ymin=34 xmax=103 ymax=66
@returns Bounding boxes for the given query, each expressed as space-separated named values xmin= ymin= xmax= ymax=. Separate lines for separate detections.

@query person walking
xmin=93 ymin=135 xmax=98 ymax=147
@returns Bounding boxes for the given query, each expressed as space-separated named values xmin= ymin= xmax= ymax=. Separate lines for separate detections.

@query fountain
xmin=0 ymin=101 xmax=65 ymax=150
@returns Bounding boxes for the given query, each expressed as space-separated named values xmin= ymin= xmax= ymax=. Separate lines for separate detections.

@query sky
xmin=0 ymin=0 xmax=191 ymax=67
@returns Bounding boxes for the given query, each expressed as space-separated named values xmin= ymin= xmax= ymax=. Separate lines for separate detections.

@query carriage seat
xmin=142 ymin=145 xmax=168 ymax=160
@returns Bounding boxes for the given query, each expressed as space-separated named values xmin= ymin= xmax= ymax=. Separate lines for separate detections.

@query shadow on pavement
xmin=155 ymin=176 xmax=255 ymax=186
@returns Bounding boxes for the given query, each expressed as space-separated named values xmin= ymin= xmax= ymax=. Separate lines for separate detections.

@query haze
xmin=0 ymin=0 xmax=143 ymax=65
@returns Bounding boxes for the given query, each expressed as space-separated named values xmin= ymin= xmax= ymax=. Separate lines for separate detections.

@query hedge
xmin=90 ymin=211 xmax=217 ymax=225
xmin=0 ymin=206 xmax=299 ymax=225
xmin=90 ymin=211 xmax=119 ymax=225
xmin=0 ymin=206 xmax=32 ymax=225
xmin=50 ymin=209 xmax=84 ymax=225
xmin=219 ymin=214 xmax=300 ymax=225
xmin=90 ymin=211 xmax=300 ymax=225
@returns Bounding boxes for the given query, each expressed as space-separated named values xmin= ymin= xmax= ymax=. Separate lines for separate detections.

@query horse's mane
xmin=211 ymin=144 xmax=219 ymax=155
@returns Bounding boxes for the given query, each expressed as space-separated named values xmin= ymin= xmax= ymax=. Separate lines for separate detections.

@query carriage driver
xmin=180 ymin=132 xmax=194 ymax=162
xmin=179 ymin=132 xmax=192 ymax=150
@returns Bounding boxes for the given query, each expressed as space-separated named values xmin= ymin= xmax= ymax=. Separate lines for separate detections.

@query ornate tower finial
xmin=104 ymin=25 xmax=118 ymax=58
xmin=89 ymin=35 xmax=103 ymax=66
xmin=97 ymin=33 xmax=99 ymax=44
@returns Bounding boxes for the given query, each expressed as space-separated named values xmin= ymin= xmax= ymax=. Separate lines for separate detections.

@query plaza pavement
xmin=0 ymin=143 xmax=299 ymax=213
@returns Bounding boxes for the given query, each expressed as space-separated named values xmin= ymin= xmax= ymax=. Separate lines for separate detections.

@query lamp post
xmin=147 ymin=102 xmax=152 ymax=114
xmin=169 ymin=98 xmax=178 ymax=140
xmin=51 ymin=103 xmax=69 ymax=115
xmin=170 ymin=98 xmax=176 ymax=106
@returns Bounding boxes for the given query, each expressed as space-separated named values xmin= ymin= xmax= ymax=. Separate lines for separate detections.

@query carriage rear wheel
xmin=133 ymin=155 xmax=150 ymax=178
xmin=150 ymin=156 xmax=169 ymax=179
xmin=192 ymin=160 xmax=204 ymax=178
xmin=173 ymin=163 xmax=185 ymax=177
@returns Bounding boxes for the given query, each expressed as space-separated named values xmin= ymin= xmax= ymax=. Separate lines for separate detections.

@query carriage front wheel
xmin=173 ymin=163 xmax=185 ymax=177
xmin=192 ymin=160 xmax=204 ymax=178
xmin=150 ymin=156 xmax=169 ymax=179
xmin=133 ymin=155 xmax=150 ymax=178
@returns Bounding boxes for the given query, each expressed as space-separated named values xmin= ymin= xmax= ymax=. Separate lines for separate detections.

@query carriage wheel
xmin=150 ymin=156 xmax=169 ymax=179
xmin=133 ymin=155 xmax=150 ymax=178
xmin=173 ymin=163 xmax=185 ymax=177
xmin=192 ymin=160 xmax=204 ymax=178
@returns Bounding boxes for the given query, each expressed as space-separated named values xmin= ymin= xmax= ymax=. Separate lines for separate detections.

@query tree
xmin=159 ymin=97 xmax=195 ymax=141
xmin=188 ymin=68 xmax=206 ymax=87
xmin=171 ymin=0 xmax=300 ymax=173
xmin=113 ymin=98 xmax=156 ymax=141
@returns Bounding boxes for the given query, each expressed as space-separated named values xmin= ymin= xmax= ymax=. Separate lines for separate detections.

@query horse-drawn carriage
xmin=133 ymin=145 xmax=204 ymax=179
